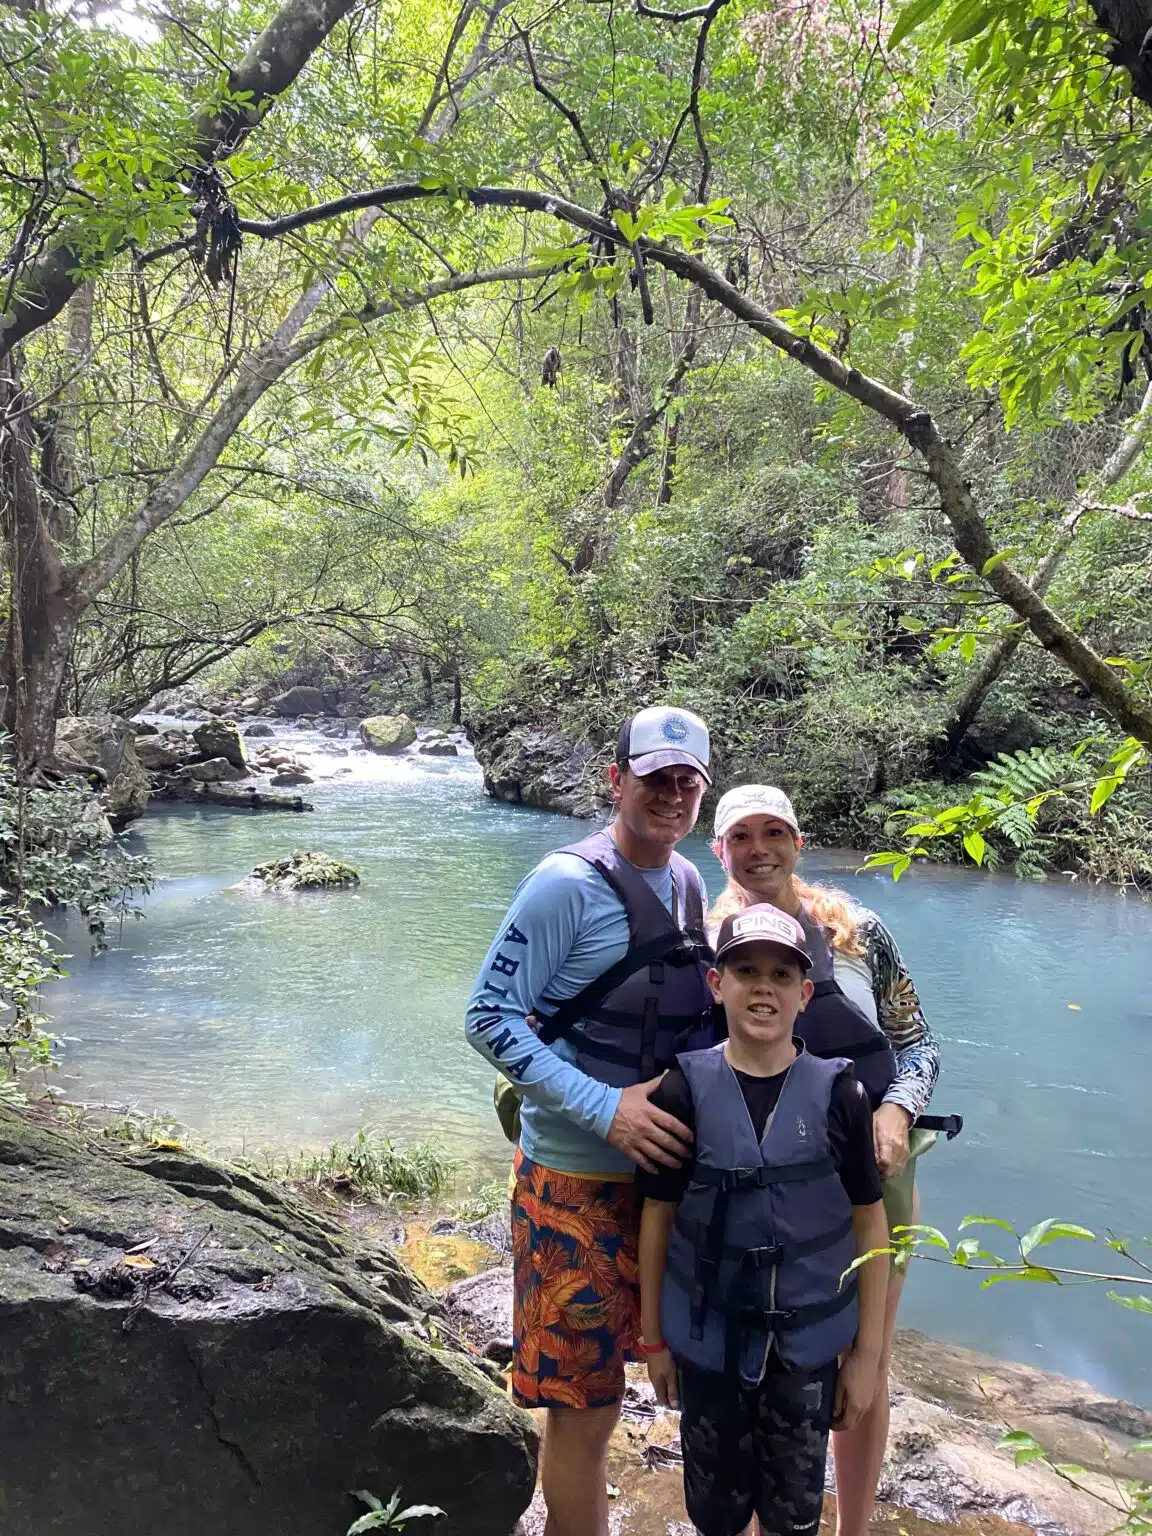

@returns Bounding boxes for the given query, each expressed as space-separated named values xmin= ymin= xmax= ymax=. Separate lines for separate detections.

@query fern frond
xmin=971 ymin=748 xmax=1075 ymax=802
xmin=993 ymin=800 xmax=1037 ymax=850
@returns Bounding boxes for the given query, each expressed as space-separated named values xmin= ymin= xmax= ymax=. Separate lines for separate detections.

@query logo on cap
xmin=732 ymin=910 xmax=803 ymax=945
xmin=662 ymin=713 xmax=690 ymax=743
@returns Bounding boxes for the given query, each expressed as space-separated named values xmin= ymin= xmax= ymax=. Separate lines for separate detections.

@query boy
xmin=636 ymin=903 xmax=890 ymax=1536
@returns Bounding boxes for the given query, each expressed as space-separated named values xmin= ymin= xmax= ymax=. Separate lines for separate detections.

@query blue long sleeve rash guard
xmin=466 ymin=847 xmax=707 ymax=1176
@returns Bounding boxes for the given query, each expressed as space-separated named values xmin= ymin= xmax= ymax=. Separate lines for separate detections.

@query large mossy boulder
xmin=0 ymin=1107 xmax=536 ymax=1536
xmin=466 ymin=708 xmax=601 ymax=817
xmin=359 ymin=714 xmax=417 ymax=754
xmin=193 ymin=717 xmax=246 ymax=768
xmin=54 ymin=713 xmax=151 ymax=827
xmin=245 ymin=851 xmax=358 ymax=891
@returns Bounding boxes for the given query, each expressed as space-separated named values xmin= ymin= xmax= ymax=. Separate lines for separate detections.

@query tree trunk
xmin=452 ymin=668 xmax=462 ymax=726
xmin=935 ymin=379 xmax=1152 ymax=759
xmin=1 ymin=361 xmax=79 ymax=768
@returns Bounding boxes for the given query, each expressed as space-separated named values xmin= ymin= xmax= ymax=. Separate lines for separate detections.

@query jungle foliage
xmin=1 ymin=0 xmax=1152 ymax=880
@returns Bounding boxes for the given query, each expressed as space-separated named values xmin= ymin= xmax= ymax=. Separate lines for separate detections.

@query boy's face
xmin=708 ymin=941 xmax=813 ymax=1048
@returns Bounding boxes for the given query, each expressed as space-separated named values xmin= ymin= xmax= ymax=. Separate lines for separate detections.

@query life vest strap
xmin=535 ymin=932 xmax=705 ymax=1045
xmin=691 ymin=1157 xmax=836 ymax=1191
xmin=674 ymin=1213 xmax=854 ymax=1264
xmin=913 ymin=1112 xmax=964 ymax=1139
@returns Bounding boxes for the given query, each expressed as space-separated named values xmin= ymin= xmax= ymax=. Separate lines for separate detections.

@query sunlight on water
xmin=47 ymin=722 xmax=1152 ymax=1404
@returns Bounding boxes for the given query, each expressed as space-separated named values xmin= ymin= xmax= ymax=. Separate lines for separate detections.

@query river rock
xmin=193 ymin=718 xmax=246 ymax=769
xmin=359 ymin=714 xmax=417 ymax=754
xmin=244 ymin=851 xmax=360 ymax=891
xmin=54 ymin=713 xmax=151 ymax=828
xmin=466 ymin=709 xmax=602 ymax=817
xmin=243 ymin=722 xmax=276 ymax=738
xmin=184 ymin=756 xmax=248 ymax=783
xmin=131 ymin=719 xmax=159 ymax=736
xmin=419 ymin=730 xmax=459 ymax=757
xmin=0 ymin=1106 xmax=536 ymax=1536
xmin=135 ymin=732 xmax=198 ymax=772
xmin=272 ymin=685 xmax=326 ymax=717
xmin=270 ymin=770 xmax=313 ymax=787
xmin=239 ymin=695 xmax=262 ymax=714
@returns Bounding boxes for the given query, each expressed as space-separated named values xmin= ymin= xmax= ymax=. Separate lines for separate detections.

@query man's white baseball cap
xmin=713 ymin=784 xmax=800 ymax=840
xmin=616 ymin=705 xmax=711 ymax=785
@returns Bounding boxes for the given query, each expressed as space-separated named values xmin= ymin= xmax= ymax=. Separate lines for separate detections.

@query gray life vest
xmin=534 ymin=829 xmax=719 ymax=1088
xmin=795 ymin=907 xmax=898 ymax=1110
xmin=662 ymin=1043 xmax=860 ymax=1386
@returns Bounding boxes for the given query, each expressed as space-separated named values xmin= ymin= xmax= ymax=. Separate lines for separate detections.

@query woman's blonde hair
xmin=709 ymin=873 xmax=864 ymax=958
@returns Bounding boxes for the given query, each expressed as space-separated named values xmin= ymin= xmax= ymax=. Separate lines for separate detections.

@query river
xmin=47 ymin=723 xmax=1152 ymax=1406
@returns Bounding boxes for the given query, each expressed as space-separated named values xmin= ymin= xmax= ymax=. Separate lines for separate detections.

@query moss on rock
xmin=246 ymin=851 xmax=360 ymax=890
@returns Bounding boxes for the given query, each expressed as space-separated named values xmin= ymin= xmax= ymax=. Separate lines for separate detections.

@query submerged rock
xmin=0 ymin=1107 xmax=536 ymax=1536
xmin=245 ymin=851 xmax=359 ymax=890
xmin=466 ymin=708 xmax=602 ymax=817
xmin=243 ymin=721 xmax=276 ymax=738
xmin=420 ymin=739 xmax=459 ymax=757
xmin=269 ymin=770 xmax=314 ymax=787
xmin=359 ymin=714 xmax=417 ymax=754
xmin=192 ymin=718 xmax=246 ymax=769
xmin=54 ymin=713 xmax=151 ymax=828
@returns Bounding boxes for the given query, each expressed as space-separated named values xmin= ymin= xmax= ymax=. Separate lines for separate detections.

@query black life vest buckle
xmin=743 ymin=1243 xmax=784 ymax=1270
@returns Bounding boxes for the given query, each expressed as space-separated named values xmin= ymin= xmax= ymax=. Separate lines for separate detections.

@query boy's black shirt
xmin=634 ymin=1053 xmax=883 ymax=1207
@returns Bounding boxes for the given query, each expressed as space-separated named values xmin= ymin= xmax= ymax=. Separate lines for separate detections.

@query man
xmin=466 ymin=705 xmax=717 ymax=1536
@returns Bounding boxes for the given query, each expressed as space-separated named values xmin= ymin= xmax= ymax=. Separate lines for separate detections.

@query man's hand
xmin=645 ymin=1346 xmax=680 ymax=1409
xmin=873 ymin=1102 xmax=912 ymax=1180
xmin=606 ymin=1077 xmax=693 ymax=1174
xmin=833 ymin=1346 xmax=879 ymax=1431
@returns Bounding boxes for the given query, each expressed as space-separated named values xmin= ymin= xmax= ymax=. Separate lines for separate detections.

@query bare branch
xmin=67 ymin=262 xmax=555 ymax=605
xmin=515 ymin=23 xmax=613 ymax=206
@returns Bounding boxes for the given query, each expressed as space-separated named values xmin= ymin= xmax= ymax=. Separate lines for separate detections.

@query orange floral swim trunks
xmin=510 ymin=1150 xmax=641 ymax=1410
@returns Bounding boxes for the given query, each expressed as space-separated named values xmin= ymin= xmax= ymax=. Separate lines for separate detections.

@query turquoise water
xmin=49 ymin=727 xmax=1152 ymax=1404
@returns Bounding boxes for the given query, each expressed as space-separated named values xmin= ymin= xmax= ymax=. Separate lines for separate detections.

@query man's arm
xmin=465 ymin=857 xmax=621 ymax=1139
xmin=638 ymin=1199 xmax=679 ymax=1408
xmin=834 ymin=1200 xmax=890 ymax=1431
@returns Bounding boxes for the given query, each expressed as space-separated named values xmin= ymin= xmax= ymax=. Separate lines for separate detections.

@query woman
xmin=708 ymin=783 xmax=942 ymax=1536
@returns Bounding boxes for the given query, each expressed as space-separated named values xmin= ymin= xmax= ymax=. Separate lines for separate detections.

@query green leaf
xmin=1089 ymin=776 xmax=1120 ymax=815
xmin=981 ymin=548 xmax=1018 ymax=576
xmin=393 ymin=1506 xmax=446 ymax=1523
xmin=888 ymin=0 xmax=947 ymax=49
xmin=982 ymin=1267 xmax=1061 ymax=1286
xmin=892 ymin=1223 xmax=951 ymax=1249
xmin=963 ymin=830 xmax=986 ymax=865
xmin=959 ymin=1215 xmax=1016 ymax=1233
xmin=1108 ymin=1293 xmax=1152 ymax=1314
xmin=959 ymin=633 xmax=977 ymax=662
xmin=1020 ymin=1219 xmax=1095 ymax=1259
xmin=940 ymin=0 xmax=996 ymax=45
xmin=998 ymin=1430 xmax=1049 ymax=1467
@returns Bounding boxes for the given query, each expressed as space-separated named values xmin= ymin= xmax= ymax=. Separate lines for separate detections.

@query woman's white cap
xmin=713 ymin=784 xmax=800 ymax=840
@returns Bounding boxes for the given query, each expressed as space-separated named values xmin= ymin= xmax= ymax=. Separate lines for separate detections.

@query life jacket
xmin=794 ymin=906 xmax=898 ymax=1109
xmin=662 ymin=1043 xmax=859 ymax=1386
xmin=534 ymin=829 xmax=719 ymax=1088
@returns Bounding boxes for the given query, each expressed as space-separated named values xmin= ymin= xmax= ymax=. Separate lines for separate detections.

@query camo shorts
xmin=678 ymin=1355 xmax=838 ymax=1536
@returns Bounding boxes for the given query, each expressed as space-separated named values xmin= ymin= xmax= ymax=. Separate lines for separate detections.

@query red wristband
xmin=637 ymin=1338 xmax=669 ymax=1355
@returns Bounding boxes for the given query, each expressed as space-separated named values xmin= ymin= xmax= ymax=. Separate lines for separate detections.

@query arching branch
xmin=0 ymin=0 xmax=360 ymax=359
